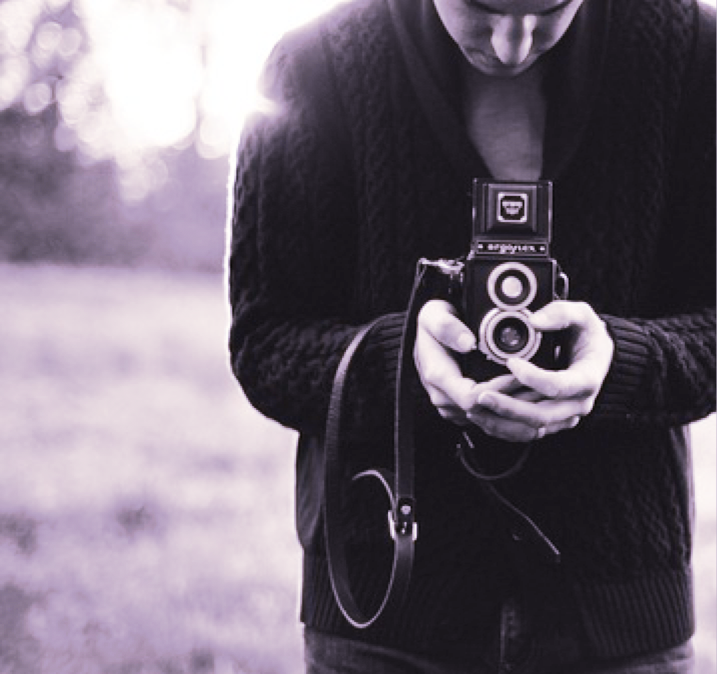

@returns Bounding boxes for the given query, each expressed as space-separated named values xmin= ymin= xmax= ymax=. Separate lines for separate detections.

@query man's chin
xmin=465 ymin=50 xmax=539 ymax=78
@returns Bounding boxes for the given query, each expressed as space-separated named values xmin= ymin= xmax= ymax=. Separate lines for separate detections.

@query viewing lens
xmin=500 ymin=275 xmax=525 ymax=300
xmin=488 ymin=262 xmax=537 ymax=309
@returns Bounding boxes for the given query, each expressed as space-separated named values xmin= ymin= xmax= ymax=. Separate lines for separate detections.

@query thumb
xmin=530 ymin=300 xmax=592 ymax=332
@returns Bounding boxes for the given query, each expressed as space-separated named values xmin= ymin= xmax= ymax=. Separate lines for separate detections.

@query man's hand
xmin=414 ymin=299 xmax=614 ymax=442
xmin=414 ymin=299 xmax=523 ymax=426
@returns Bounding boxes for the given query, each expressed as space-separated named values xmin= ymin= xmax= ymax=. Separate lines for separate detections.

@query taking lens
xmin=479 ymin=308 xmax=541 ymax=365
xmin=493 ymin=316 xmax=529 ymax=353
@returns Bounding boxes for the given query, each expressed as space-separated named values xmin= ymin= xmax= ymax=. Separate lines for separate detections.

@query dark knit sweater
xmin=228 ymin=0 xmax=716 ymax=660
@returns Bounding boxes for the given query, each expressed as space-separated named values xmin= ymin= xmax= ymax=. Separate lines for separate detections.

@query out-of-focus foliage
xmin=0 ymin=0 xmax=315 ymax=270
xmin=0 ymin=0 xmax=128 ymax=265
xmin=0 ymin=0 xmax=205 ymax=268
xmin=0 ymin=105 xmax=137 ymax=264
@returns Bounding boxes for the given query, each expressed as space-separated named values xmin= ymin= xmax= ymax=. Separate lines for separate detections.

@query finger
xmin=415 ymin=331 xmax=481 ymax=411
xmin=437 ymin=407 xmax=472 ymax=425
xmin=475 ymin=373 xmax=525 ymax=396
xmin=415 ymin=328 xmax=520 ymax=412
xmin=530 ymin=300 xmax=594 ymax=333
xmin=468 ymin=408 xmax=582 ymax=443
xmin=531 ymin=301 xmax=613 ymax=368
xmin=418 ymin=300 xmax=477 ymax=353
xmin=513 ymin=388 xmax=547 ymax=403
xmin=541 ymin=415 xmax=582 ymax=437
xmin=474 ymin=390 xmax=596 ymax=427
xmin=425 ymin=386 xmax=471 ymax=425
xmin=467 ymin=407 xmax=540 ymax=443
xmin=506 ymin=357 xmax=601 ymax=400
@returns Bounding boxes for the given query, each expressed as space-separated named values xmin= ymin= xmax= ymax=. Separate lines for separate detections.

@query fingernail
xmin=536 ymin=426 xmax=547 ymax=439
xmin=457 ymin=333 xmax=477 ymax=352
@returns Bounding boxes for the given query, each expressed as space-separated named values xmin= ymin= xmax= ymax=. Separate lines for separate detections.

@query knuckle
xmin=542 ymin=378 xmax=562 ymax=398
xmin=586 ymin=374 xmax=602 ymax=394
xmin=575 ymin=301 xmax=594 ymax=321
xmin=457 ymin=381 xmax=482 ymax=410
xmin=427 ymin=389 xmax=446 ymax=407
xmin=419 ymin=300 xmax=455 ymax=330
xmin=422 ymin=365 xmax=447 ymax=388
xmin=420 ymin=362 xmax=436 ymax=381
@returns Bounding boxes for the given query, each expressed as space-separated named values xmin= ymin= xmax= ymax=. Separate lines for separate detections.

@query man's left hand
xmin=467 ymin=300 xmax=614 ymax=442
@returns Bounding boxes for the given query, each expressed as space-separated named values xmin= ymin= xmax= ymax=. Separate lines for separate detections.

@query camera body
xmin=464 ymin=180 xmax=568 ymax=380
xmin=425 ymin=180 xmax=568 ymax=382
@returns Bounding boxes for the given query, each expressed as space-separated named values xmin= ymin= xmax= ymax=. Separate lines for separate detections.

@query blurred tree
xmin=0 ymin=0 xmax=345 ymax=269
xmin=0 ymin=0 xmax=143 ymax=265
xmin=0 ymin=0 xmax=225 ymax=269
xmin=0 ymin=105 xmax=130 ymax=264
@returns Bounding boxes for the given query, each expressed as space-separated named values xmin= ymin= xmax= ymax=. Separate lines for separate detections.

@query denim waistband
xmin=304 ymin=594 xmax=694 ymax=674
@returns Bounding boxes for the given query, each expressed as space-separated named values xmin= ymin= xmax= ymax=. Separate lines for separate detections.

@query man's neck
xmin=461 ymin=59 xmax=548 ymax=180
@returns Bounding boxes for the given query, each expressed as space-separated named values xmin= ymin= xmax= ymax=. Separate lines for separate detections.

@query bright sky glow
xmin=0 ymin=0 xmax=346 ymax=199
xmin=74 ymin=0 xmax=345 ymax=160
xmin=76 ymin=0 xmax=345 ymax=198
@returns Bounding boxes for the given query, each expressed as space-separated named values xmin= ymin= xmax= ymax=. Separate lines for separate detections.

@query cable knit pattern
xmin=228 ymin=0 xmax=715 ymax=659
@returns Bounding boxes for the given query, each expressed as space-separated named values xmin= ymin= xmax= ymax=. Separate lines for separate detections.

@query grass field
xmin=0 ymin=263 xmax=714 ymax=673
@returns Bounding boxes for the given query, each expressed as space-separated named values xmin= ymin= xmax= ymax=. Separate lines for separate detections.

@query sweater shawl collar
xmin=386 ymin=0 xmax=610 ymax=183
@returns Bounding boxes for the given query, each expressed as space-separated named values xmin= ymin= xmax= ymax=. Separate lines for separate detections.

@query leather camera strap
xmin=323 ymin=266 xmax=426 ymax=629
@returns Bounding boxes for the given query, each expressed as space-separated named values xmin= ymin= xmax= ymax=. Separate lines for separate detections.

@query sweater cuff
xmin=592 ymin=315 xmax=651 ymax=421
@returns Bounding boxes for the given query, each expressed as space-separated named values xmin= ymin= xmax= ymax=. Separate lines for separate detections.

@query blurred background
xmin=0 ymin=0 xmax=714 ymax=672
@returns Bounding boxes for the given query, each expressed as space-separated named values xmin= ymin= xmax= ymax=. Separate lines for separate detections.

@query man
xmin=228 ymin=0 xmax=716 ymax=671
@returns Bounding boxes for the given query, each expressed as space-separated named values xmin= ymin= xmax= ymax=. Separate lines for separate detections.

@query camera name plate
xmin=473 ymin=241 xmax=548 ymax=257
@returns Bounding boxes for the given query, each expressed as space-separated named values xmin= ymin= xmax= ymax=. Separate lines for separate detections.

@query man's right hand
xmin=414 ymin=299 xmax=521 ymax=426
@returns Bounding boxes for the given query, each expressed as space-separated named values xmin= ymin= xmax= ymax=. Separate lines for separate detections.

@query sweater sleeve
xmin=591 ymin=310 xmax=715 ymax=426
xmin=591 ymin=4 xmax=716 ymax=427
xmin=227 ymin=35 xmax=404 ymax=436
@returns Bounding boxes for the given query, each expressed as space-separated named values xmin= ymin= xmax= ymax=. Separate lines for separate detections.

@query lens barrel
xmin=479 ymin=308 xmax=540 ymax=364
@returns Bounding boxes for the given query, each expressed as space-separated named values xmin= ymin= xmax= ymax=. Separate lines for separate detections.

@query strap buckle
xmin=388 ymin=498 xmax=418 ymax=542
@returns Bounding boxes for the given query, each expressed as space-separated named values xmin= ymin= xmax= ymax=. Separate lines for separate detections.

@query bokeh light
xmin=0 ymin=0 xmax=347 ymax=201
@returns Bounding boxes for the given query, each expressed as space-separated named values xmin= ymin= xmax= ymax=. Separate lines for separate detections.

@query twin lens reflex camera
xmin=426 ymin=180 xmax=569 ymax=381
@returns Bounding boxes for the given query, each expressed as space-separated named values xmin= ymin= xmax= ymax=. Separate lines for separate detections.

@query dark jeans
xmin=304 ymin=599 xmax=694 ymax=674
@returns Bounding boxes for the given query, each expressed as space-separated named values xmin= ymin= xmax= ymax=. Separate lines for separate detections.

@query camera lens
xmin=494 ymin=316 xmax=529 ymax=354
xmin=488 ymin=262 xmax=537 ymax=309
xmin=500 ymin=275 xmax=524 ymax=300
xmin=479 ymin=308 xmax=541 ymax=365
